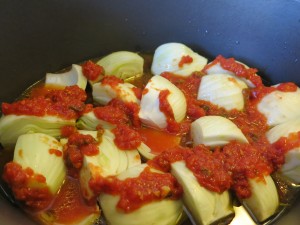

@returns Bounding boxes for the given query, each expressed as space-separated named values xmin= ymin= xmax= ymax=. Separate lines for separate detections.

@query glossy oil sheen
xmin=0 ymin=0 xmax=300 ymax=224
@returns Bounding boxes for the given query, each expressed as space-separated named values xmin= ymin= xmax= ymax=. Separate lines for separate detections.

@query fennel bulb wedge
xmin=45 ymin=64 xmax=87 ymax=90
xmin=242 ymin=176 xmax=279 ymax=222
xmin=0 ymin=114 xmax=75 ymax=148
xmin=171 ymin=161 xmax=233 ymax=225
xmin=266 ymin=118 xmax=300 ymax=183
xmin=257 ymin=87 xmax=300 ymax=126
xmin=97 ymin=51 xmax=144 ymax=80
xmin=92 ymin=81 xmax=139 ymax=105
xmin=197 ymin=74 xmax=248 ymax=111
xmin=99 ymin=164 xmax=184 ymax=225
xmin=139 ymin=75 xmax=187 ymax=129
xmin=13 ymin=133 xmax=66 ymax=195
xmin=151 ymin=42 xmax=207 ymax=76
xmin=191 ymin=116 xmax=248 ymax=147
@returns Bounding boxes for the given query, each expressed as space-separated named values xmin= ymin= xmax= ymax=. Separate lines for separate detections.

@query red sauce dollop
xmin=101 ymin=75 xmax=124 ymax=86
xmin=63 ymin=133 xmax=99 ymax=173
xmin=93 ymin=105 xmax=129 ymax=125
xmin=2 ymin=85 xmax=87 ymax=120
xmin=82 ymin=60 xmax=104 ymax=81
xmin=112 ymin=124 xmax=142 ymax=150
xmin=89 ymin=166 xmax=182 ymax=213
xmin=2 ymin=162 xmax=52 ymax=210
xmin=178 ymin=55 xmax=193 ymax=68
xmin=202 ymin=55 xmax=262 ymax=87
xmin=273 ymin=131 xmax=300 ymax=154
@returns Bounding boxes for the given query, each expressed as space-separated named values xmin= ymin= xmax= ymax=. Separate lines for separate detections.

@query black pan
xmin=1 ymin=0 xmax=300 ymax=224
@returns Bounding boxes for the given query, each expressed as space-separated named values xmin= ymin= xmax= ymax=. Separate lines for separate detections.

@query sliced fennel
xmin=257 ymin=87 xmax=300 ymax=126
xmin=205 ymin=61 xmax=256 ymax=88
xmin=13 ymin=133 xmax=66 ymax=194
xmin=37 ymin=210 xmax=100 ymax=225
xmin=45 ymin=64 xmax=87 ymax=90
xmin=76 ymin=110 xmax=116 ymax=130
xmin=197 ymin=74 xmax=248 ymax=111
xmin=139 ymin=75 xmax=187 ymax=129
xmin=137 ymin=142 xmax=156 ymax=160
xmin=79 ymin=134 xmax=121 ymax=200
xmin=229 ymin=206 xmax=256 ymax=225
xmin=266 ymin=118 xmax=300 ymax=183
xmin=79 ymin=129 xmax=141 ymax=200
xmin=99 ymin=164 xmax=184 ymax=225
xmin=0 ymin=114 xmax=75 ymax=148
xmin=103 ymin=129 xmax=141 ymax=172
xmin=171 ymin=161 xmax=233 ymax=225
xmin=92 ymin=81 xmax=139 ymax=105
xmin=191 ymin=116 xmax=248 ymax=147
xmin=151 ymin=42 xmax=207 ymax=76
xmin=242 ymin=176 xmax=279 ymax=222
xmin=97 ymin=51 xmax=144 ymax=80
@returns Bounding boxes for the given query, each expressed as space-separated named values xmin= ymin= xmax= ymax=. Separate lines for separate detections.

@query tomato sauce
xmin=63 ymin=133 xmax=99 ymax=172
xmin=273 ymin=131 xmax=300 ymax=154
xmin=2 ymin=162 xmax=52 ymax=210
xmin=49 ymin=149 xmax=63 ymax=157
xmin=108 ymin=99 xmax=141 ymax=127
xmin=82 ymin=60 xmax=104 ymax=81
xmin=202 ymin=55 xmax=262 ymax=87
xmin=112 ymin=124 xmax=142 ymax=150
xmin=178 ymin=55 xmax=193 ymax=68
xmin=47 ymin=177 xmax=98 ymax=224
xmin=1 ymin=85 xmax=87 ymax=120
xmin=93 ymin=105 xmax=129 ymax=125
xmin=101 ymin=75 xmax=124 ymax=87
xmin=89 ymin=166 xmax=182 ymax=213
xmin=139 ymin=127 xmax=181 ymax=154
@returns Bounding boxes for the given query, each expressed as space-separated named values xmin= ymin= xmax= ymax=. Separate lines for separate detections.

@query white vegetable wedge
xmin=92 ymin=81 xmax=139 ymax=105
xmin=266 ymin=118 xmax=300 ymax=182
xmin=205 ymin=61 xmax=256 ymax=88
xmin=97 ymin=51 xmax=144 ymax=80
xmin=103 ymin=129 xmax=141 ymax=172
xmin=79 ymin=128 xmax=142 ymax=200
xmin=229 ymin=206 xmax=256 ymax=225
xmin=191 ymin=116 xmax=248 ymax=147
xmin=171 ymin=161 xmax=233 ymax=225
xmin=139 ymin=75 xmax=187 ymax=129
xmin=76 ymin=110 xmax=116 ymax=130
xmin=151 ymin=43 xmax=207 ymax=76
xmin=99 ymin=164 xmax=184 ymax=225
xmin=137 ymin=142 xmax=156 ymax=160
xmin=79 ymin=133 xmax=121 ymax=200
xmin=13 ymin=133 xmax=66 ymax=194
xmin=257 ymin=87 xmax=300 ymax=126
xmin=45 ymin=64 xmax=87 ymax=90
xmin=243 ymin=176 xmax=279 ymax=222
xmin=0 ymin=115 xmax=75 ymax=148
xmin=197 ymin=74 xmax=248 ymax=111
